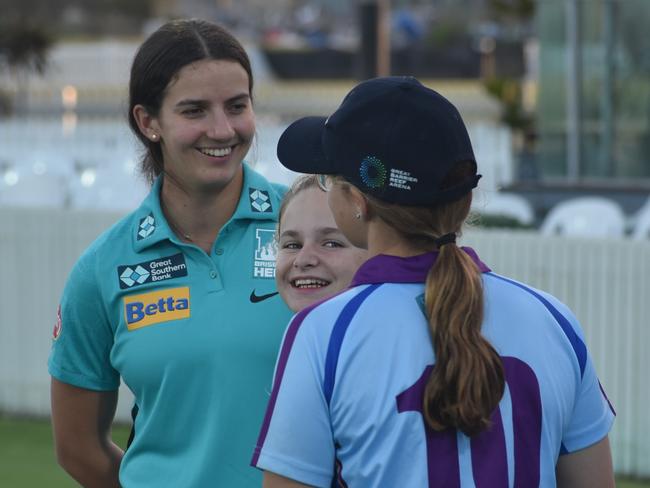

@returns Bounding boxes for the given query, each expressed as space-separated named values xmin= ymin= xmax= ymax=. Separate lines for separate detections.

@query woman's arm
xmin=264 ymin=471 xmax=314 ymax=488
xmin=556 ymin=435 xmax=615 ymax=488
xmin=51 ymin=378 xmax=123 ymax=488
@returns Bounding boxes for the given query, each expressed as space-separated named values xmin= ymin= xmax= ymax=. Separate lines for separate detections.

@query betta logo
xmin=123 ymin=287 xmax=190 ymax=331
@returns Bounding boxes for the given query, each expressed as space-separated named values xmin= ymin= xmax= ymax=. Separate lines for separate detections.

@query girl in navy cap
xmin=252 ymin=77 xmax=615 ymax=488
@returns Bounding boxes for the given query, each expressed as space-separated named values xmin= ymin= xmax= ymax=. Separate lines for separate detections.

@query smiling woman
xmin=48 ymin=19 xmax=293 ymax=488
xmin=133 ymin=58 xmax=256 ymax=209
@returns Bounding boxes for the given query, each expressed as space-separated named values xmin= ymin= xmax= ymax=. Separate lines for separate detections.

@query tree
xmin=0 ymin=20 xmax=54 ymax=115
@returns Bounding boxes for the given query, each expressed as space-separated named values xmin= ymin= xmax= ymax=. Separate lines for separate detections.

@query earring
xmin=355 ymin=212 xmax=361 ymax=220
xmin=150 ymin=133 xmax=158 ymax=141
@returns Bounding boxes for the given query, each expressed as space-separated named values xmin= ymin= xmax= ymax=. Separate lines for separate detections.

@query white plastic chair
xmin=540 ymin=196 xmax=626 ymax=238
xmin=68 ymin=164 xmax=149 ymax=212
xmin=473 ymin=192 xmax=535 ymax=226
xmin=631 ymin=197 xmax=650 ymax=240
xmin=0 ymin=172 xmax=67 ymax=208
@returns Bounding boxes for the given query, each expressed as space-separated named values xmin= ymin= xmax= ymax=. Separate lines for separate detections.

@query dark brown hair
xmin=128 ymin=19 xmax=253 ymax=183
xmin=364 ymin=162 xmax=504 ymax=436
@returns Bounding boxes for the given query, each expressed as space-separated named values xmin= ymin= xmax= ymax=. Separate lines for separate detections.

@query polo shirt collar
xmin=350 ymin=247 xmax=491 ymax=286
xmin=131 ymin=176 xmax=175 ymax=252
xmin=231 ymin=163 xmax=282 ymax=222
xmin=131 ymin=163 xmax=281 ymax=253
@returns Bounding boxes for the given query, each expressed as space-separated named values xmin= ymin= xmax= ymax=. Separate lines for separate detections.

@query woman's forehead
xmin=164 ymin=59 xmax=250 ymax=100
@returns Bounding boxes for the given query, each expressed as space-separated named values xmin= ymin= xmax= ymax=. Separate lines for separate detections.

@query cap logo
xmin=389 ymin=168 xmax=418 ymax=191
xmin=359 ymin=156 xmax=387 ymax=189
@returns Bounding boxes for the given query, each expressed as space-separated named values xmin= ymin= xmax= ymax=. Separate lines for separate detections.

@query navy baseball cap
xmin=277 ymin=76 xmax=481 ymax=206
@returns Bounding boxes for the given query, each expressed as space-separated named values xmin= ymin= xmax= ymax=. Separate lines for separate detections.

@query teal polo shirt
xmin=49 ymin=163 xmax=294 ymax=487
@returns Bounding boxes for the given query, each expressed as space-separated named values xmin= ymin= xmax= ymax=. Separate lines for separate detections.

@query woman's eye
xmin=323 ymin=240 xmax=344 ymax=248
xmin=229 ymin=102 xmax=248 ymax=113
xmin=281 ymin=242 xmax=301 ymax=250
xmin=182 ymin=107 xmax=204 ymax=117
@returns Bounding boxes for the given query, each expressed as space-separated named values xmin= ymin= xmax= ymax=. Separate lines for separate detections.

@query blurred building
xmin=520 ymin=0 xmax=650 ymax=214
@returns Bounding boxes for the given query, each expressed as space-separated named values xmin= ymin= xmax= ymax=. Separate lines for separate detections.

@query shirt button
xmin=215 ymin=248 xmax=224 ymax=255
xmin=210 ymin=270 xmax=218 ymax=279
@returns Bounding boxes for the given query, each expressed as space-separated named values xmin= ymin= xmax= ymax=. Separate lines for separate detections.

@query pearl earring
xmin=355 ymin=212 xmax=361 ymax=219
xmin=151 ymin=133 xmax=158 ymax=141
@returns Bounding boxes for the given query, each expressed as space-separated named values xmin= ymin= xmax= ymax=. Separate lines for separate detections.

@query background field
xmin=0 ymin=416 xmax=647 ymax=487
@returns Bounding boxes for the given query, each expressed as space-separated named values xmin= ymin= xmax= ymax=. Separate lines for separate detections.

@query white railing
xmin=1 ymin=209 xmax=645 ymax=477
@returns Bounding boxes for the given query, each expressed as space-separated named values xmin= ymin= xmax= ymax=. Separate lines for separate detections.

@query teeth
xmin=199 ymin=147 xmax=232 ymax=157
xmin=293 ymin=278 xmax=329 ymax=288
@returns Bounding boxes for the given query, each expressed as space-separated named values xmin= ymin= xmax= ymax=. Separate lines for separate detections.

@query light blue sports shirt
xmin=49 ymin=164 xmax=294 ymax=487
xmin=253 ymin=249 xmax=615 ymax=487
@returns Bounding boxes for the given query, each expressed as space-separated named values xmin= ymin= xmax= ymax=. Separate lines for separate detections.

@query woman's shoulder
xmin=297 ymin=285 xmax=379 ymax=332
xmin=243 ymin=163 xmax=289 ymax=200
xmin=72 ymin=209 xmax=145 ymax=272
xmin=483 ymin=272 xmax=576 ymax=320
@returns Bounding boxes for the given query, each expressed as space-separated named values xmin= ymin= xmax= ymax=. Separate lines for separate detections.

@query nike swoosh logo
xmin=250 ymin=290 xmax=280 ymax=303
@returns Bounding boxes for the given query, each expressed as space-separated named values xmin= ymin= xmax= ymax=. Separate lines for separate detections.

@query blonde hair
xmin=365 ymin=163 xmax=504 ymax=436
xmin=277 ymin=175 xmax=320 ymax=233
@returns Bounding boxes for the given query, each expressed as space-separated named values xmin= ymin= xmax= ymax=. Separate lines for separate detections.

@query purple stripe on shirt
xmin=503 ymin=356 xmax=542 ymax=487
xmin=471 ymin=407 xmax=508 ymax=487
xmin=333 ymin=457 xmax=348 ymax=488
xmin=251 ymin=305 xmax=315 ymax=467
xmin=396 ymin=365 xmax=461 ymax=488
xmin=599 ymin=380 xmax=616 ymax=416
xmin=351 ymin=247 xmax=490 ymax=287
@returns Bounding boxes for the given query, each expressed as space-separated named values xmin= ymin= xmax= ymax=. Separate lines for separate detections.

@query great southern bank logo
xmin=253 ymin=228 xmax=277 ymax=279
xmin=118 ymin=254 xmax=187 ymax=289
xmin=123 ymin=286 xmax=190 ymax=331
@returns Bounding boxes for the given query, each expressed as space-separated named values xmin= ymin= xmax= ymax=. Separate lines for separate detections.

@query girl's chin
xmin=286 ymin=287 xmax=330 ymax=311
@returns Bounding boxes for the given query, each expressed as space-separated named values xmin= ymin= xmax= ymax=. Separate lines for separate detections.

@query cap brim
xmin=277 ymin=116 xmax=333 ymax=175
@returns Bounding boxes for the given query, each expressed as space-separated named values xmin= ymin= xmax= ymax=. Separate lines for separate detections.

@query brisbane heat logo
xmin=123 ymin=287 xmax=190 ymax=331
xmin=253 ymin=228 xmax=278 ymax=279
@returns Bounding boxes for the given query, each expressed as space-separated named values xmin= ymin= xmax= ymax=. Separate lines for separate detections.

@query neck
xmin=160 ymin=168 xmax=243 ymax=253
xmin=366 ymin=218 xmax=430 ymax=258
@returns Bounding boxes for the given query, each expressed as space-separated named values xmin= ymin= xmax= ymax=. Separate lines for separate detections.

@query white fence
xmin=0 ymin=208 xmax=647 ymax=477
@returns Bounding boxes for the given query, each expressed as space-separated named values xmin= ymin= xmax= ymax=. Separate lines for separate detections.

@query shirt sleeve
xmin=546 ymin=295 xmax=616 ymax=453
xmin=561 ymin=352 xmax=615 ymax=453
xmin=48 ymin=250 xmax=120 ymax=391
xmin=252 ymin=310 xmax=335 ymax=488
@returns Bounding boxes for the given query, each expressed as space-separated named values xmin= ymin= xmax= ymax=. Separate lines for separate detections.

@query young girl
xmin=49 ymin=19 xmax=293 ymax=487
xmin=275 ymin=175 xmax=368 ymax=313
xmin=253 ymin=77 xmax=615 ymax=487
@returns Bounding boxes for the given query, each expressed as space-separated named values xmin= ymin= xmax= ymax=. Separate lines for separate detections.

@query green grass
xmin=620 ymin=480 xmax=650 ymax=488
xmin=0 ymin=416 xmax=130 ymax=487
xmin=0 ymin=416 xmax=648 ymax=487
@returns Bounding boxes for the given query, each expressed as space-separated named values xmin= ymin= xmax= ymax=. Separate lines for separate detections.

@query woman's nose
xmin=293 ymin=245 xmax=319 ymax=269
xmin=206 ymin=110 xmax=236 ymax=141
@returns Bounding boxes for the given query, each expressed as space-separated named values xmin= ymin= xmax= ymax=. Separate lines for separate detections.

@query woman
xmin=252 ymin=77 xmax=616 ymax=487
xmin=275 ymin=175 xmax=368 ymax=313
xmin=48 ymin=19 xmax=293 ymax=487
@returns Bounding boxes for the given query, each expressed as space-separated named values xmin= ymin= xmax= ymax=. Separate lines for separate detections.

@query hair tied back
xmin=435 ymin=233 xmax=456 ymax=248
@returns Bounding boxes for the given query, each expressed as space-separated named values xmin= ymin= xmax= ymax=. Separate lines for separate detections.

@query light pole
xmin=566 ymin=0 xmax=582 ymax=182
xmin=359 ymin=0 xmax=391 ymax=79
xmin=601 ymin=0 xmax=616 ymax=177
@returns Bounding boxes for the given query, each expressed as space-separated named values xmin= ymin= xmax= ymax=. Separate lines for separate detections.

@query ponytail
xmin=422 ymin=241 xmax=504 ymax=436
xmin=362 ymin=161 xmax=504 ymax=436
